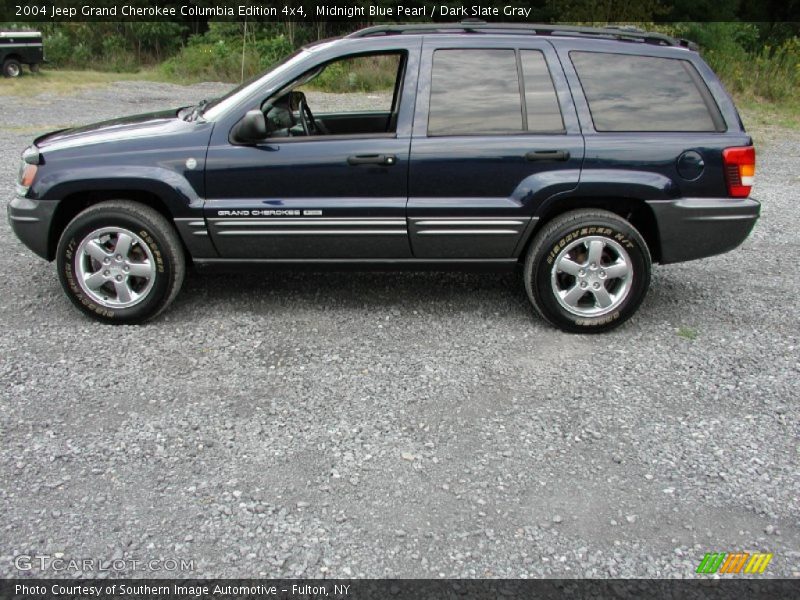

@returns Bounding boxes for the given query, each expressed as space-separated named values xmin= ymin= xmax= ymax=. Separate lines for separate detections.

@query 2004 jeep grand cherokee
xmin=9 ymin=23 xmax=759 ymax=332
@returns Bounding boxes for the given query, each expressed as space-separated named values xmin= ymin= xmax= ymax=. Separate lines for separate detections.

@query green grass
xmin=0 ymin=68 xmax=176 ymax=96
xmin=736 ymin=97 xmax=800 ymax=143
xmin=677 ymin=326 xmax=699 ymax=340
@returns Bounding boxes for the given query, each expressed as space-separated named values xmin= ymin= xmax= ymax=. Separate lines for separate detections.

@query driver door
xmin=203 ymin=47 xmax=419 ymax=259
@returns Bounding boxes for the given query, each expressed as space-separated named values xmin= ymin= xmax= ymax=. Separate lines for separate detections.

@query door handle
xmin=525 ymin=150 xmax=570 ymax=162
xmin=347 ymin=154 xmax=397 ymax=166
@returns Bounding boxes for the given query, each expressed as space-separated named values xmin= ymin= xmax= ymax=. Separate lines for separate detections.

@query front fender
xmin=34 ymin=165 xmax=203 ymax=217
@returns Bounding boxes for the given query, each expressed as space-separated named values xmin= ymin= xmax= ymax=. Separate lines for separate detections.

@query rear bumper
xmin=647 ymin=197 xmax=760 ymax=264
xmin=7 ymin=195 xmax=57 ymax=260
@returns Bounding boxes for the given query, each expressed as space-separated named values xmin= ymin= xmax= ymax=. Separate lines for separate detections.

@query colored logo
xmin=696 ymin=552 xmax=773 ymax=574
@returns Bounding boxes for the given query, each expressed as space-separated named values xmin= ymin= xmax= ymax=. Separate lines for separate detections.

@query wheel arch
xmin=47 ymin=190 xmax=187 ymax=262
xmin=520 ymin=197 xmax=661 ymax=263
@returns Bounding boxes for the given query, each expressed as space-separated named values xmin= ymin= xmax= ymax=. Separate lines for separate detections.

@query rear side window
xmin=428 ymin=49 xmax=522 ymax=136
xmin=428 ymin=49 xmax=565 ymax=136
xmin=570 ymin=52 xmax=722 ymax=132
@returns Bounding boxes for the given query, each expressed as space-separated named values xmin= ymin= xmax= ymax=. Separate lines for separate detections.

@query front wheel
xmin=524 ymin=209 xmax=651 ymax=333
xmin=56 ymin=201 xmax=185 ymax=324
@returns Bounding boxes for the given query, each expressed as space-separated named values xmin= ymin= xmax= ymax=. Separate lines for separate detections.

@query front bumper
xmin=647 ymin=197 xmax=760 ymax=264
xmin=7 ymin=195 xmax=58 ymax=260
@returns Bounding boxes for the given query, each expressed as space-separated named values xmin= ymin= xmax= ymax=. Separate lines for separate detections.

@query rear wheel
xmin=3 ymin=58 xmax=22 ymax=78
xmin=524 ymin=209 xmax=651 ymax=333
xmin=56 ymin=201 xmax=185 ymax=324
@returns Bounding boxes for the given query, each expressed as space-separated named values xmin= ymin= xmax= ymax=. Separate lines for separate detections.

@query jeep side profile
xmin=8 ymin=23 xmax=759 ymax=332
xmin=1 ymin=31 xmax=44 ymax=77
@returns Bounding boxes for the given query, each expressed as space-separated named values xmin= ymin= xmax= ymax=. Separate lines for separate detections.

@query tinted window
xmin=429 ymin=49 xmax=522 ymax=136
xmin=521 ymin=50 xmax=564 ymax=132
xmin=570 ymin=52 xmax=718 ymax=132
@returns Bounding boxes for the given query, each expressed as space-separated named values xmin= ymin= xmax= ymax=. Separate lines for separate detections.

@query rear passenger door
xmin=408 ymin=39 xmax=584 ymax=259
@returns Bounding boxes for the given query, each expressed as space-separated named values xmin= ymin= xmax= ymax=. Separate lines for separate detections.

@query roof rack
xmin=347 ymin=21 xmax=697 ymax=50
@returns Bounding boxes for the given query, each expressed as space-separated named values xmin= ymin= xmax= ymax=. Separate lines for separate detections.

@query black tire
xmin=523 ymin=209 xmax=651 ymax=333
xmin=56 ymin=201 xmax=185 ymax=324
xmin=3 ymin=58 xmax=22 ymax=78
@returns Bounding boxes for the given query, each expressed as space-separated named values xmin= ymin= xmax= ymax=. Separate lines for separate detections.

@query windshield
xmin=202 ymin=48 xmax=310 ymax=121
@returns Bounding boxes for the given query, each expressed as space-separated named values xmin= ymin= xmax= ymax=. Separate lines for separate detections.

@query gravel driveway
xmin=0 ymin=80 xmax=797 ymax=579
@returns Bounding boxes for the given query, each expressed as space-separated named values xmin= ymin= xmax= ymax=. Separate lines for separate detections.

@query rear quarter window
xmin=570 ymin=51 xmax=723 ymax=132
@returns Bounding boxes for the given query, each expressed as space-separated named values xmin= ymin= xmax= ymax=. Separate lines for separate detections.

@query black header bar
xmin=2 ymin=579 xmax=800 ymax=600
xmin=2 ymin=1 xmax=799 ymax=22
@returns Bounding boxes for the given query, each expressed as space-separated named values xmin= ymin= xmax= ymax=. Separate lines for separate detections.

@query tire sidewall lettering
xmin=138 ymin=229 xmax=165 ymax=274
xmin=573 ymin=311 xmax=621 ymax=327
xmin=62 ymin=235 xmax=116 ymax=319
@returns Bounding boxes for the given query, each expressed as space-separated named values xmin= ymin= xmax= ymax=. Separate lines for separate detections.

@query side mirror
xmin=232 ymin=110 xmax=267 ymax=143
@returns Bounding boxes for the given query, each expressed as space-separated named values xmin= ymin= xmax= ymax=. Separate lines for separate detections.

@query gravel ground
xmin=0 ymin=80 xmax=798 ymax=579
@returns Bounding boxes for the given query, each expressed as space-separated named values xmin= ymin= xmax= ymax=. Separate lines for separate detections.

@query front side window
xmin=428 ymin=49 xmax=523 ymax=136
xmin=293 ymin=53 xmax=403 ymax=114
xmin=570 ymin=51 xmax=721 ymax=132
xmin=261 ymin=51 xmax=406 ymax=138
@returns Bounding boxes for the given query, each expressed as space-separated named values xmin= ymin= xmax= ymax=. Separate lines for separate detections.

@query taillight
xmin=722 ymin=146 xmax=755 ymax=198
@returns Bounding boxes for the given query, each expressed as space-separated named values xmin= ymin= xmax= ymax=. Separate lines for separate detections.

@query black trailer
xmin=1 ymin=31 xmax=45 ymax=77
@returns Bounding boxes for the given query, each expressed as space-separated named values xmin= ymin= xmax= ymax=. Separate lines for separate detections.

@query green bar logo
xmin=696 ymin=552 xmax=773 ymax=574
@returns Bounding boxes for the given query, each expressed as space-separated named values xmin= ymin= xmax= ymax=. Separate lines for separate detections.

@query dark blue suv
xmin=9 ymin=23 xmax=759 ymax=332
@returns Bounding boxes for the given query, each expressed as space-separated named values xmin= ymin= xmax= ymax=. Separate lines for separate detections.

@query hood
xmin=34 ymin=109 xmax=186 ymax=152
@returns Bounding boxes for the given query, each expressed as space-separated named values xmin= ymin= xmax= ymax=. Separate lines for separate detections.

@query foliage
xmin=159 ymin=23 xmax=292 ymax=83
xmin=656 ymin=22 xmax=800 ymax=102
xmin=0 ymin=16 xmax=797 ymax=104
xmin=160 ymin=41 xmax=247 ymax=82
xmin=310 ymin=55 xmax=399 ymax=92
xmin=549 ymin=0 xmax=670 ymax=22
xmin=16 ymin=22 xmax=185 ymax=72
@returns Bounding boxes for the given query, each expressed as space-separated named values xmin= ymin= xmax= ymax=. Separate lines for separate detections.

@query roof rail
xmin=347 ymin=21 xmax=697 ymax=50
